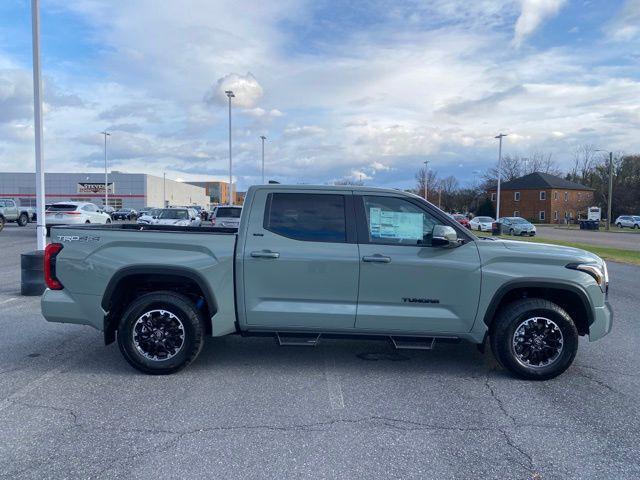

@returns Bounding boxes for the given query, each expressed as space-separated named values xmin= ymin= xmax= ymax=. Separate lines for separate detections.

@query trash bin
xmin=492 ymin=221 xmax=502 ymax=236
xmin=21 ymin=250 xmax=45 ymax=296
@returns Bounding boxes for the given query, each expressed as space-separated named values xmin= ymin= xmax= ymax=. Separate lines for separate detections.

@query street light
xmin=595 ymin=149 xmax=614 ymax=231
xmin=225 ymin=90 xmax=235 ymax=205
xmin=423 ymin=159 xmax=430 ymax=201
xmin=260 ymin=135 xmax=267 ymax=184
xmin=31 ymin=0 xmax=46 ymax=250
xmin=100 ymin=131 xmax=110 ymax=208
xmin=494 ymin=133 xmax=508 ymax=219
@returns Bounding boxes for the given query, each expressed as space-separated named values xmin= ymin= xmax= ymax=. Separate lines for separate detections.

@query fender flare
xmin=102 ymin=265 xmax=218 ymax=343
xmin=482 ymin=279 xmax=594 ymax=328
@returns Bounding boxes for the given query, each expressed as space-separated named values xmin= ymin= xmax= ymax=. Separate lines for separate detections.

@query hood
xmin=498 ymin=239 xmax=601 ymax=264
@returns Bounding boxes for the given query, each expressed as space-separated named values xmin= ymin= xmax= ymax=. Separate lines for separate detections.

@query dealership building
xmin=0 ymin=172 xmax=208 ymax=210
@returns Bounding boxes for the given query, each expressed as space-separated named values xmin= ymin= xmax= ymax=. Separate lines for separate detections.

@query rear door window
xmin=216 ymin=207 xmax=242 ymax=218
xmin=264 ymin=193 xmax=346 ymax=243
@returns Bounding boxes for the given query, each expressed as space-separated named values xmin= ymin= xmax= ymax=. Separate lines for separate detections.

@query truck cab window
xmin=265 ymin=193 xmax=346 ymax=243
xmin=362 ymin=196 xmax=443 ymax=246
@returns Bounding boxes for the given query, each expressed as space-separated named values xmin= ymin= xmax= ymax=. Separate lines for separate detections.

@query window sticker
xmin=369 ymin=208 xmax=423 ymax=240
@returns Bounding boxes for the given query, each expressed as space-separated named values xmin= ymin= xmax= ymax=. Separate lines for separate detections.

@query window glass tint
xmin=216 ymin=207 xmax=242 ymax=218
xmin=363 ymin=196 xmax=443 ymax=246
xmin=265 ymin=193 xmax=346 ymax=242
xmin=49 ymin=204 xmax=78 ymax=212
xmin=159 ymin=209 xmax=188 ymax=219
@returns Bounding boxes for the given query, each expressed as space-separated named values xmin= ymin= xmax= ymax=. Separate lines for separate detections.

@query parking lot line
xmin=0 ymin=297 xmax=17 ymax=305
xmin=324 ymin=351 xmax=345 ymax=410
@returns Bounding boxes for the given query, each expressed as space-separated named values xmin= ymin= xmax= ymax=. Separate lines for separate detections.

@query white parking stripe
xmin=0 ymin=298 xmax=17 ymax=305
xmin=324 ymin=352 xmax=345 ymax=410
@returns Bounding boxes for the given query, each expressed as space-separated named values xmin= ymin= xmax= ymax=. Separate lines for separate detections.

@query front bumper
xmin=589 ymin=300 xmax=613 ymax=341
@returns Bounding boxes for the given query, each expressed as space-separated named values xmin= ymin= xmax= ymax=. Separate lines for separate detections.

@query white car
xmin=211 ymin=205 xmax=242 ymax=230
xmin=469 ymin=216 xmax=495 ymax=232
xmin=137 ymin=207 xmax=162 ymax=225
xmin=614 ymin=215 xmax=640 ymax=229
xmin=155 ymin=208 xmax=201 ymax=227
xmin=45 ymin=202 xmax=111 ymax=235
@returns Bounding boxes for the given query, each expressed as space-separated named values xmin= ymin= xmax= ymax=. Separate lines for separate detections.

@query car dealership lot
xmin=1 ymin=224 xmax=639 ymax=479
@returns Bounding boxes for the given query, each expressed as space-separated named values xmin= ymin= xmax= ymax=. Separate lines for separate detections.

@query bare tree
xmin=415 ymin=167 xmax=439 ymax=201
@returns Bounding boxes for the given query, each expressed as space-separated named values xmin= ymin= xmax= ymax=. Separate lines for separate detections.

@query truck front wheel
xmin=490 ymin=298 xmax=579 ymax=380
xmin=17 ymin=213 xmax=29 ymax=226
xmin=117 ymin=291 xmax=205 ymax=375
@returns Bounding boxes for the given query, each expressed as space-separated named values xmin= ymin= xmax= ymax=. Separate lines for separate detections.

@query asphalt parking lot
xmin=1 ymin=223 xmax=639 ymax=479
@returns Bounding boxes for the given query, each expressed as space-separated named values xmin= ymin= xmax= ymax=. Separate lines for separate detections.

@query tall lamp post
xmin=31 ymin=0 xmax=46 ymax=250
xmin=260 ymin=135 xmax=267 ymax=184
xmin=423 ymin=159 xmax=430 ymax=202
xmin=100 ymin=131 xmax=110 ymax=208
xmin=595 ymin=149 xmax=614 ymax=231
xmin=225 ymin=90 xmax=235 ymax=205
xmin=494 ymin=133 xmax=508 ymax=219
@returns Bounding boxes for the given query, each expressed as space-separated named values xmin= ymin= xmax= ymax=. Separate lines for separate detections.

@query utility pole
xmin=495 ymin=133 xmax=508 ymax=219
xmin=438 ymin=187 xmax=442 ymax=209
xmin=607 ymin=151 xmax=613 ymax=231
xmin=225 ymin=90 xmax=235 ymax=205
xmin=260 ymin=135 xmax=266 ymax=184
xmin=101 ymin=131 xmax=110 ymax=208
xmin=31 ymin=0 xmax=46 ymax=250
xmin=423 ymin=159 xmax=430 ymax=202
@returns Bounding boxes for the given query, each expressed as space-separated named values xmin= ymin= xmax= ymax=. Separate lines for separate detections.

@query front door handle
xmin=362 ymin=254 xmax=391 ymax=263
xmin=251 ymin=250 xmax=280 ymax=259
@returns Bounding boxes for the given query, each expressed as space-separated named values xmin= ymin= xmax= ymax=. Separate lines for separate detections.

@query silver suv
xmin=614 ymin=215 xmax=640 ymax=229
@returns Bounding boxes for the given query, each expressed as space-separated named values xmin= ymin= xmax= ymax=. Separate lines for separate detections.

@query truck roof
xmin=247 ymin=184 xmax=420 ymax=198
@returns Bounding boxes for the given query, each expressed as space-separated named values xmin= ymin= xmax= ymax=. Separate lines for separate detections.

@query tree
xmin=414 ymin=167 xmax=439 ymax=202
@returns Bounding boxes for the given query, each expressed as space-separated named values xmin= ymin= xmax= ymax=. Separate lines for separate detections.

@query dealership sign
xmin=77 ymin=182 xmax=114 ymax=194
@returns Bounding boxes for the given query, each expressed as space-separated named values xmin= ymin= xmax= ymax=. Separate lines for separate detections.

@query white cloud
xmin=204 ymin=72 xmax=264 ymax=108
xmin=514 ymin=0 xmax=566 ymax=47
xmin=607 ymin=0 xmax=640 ymax=41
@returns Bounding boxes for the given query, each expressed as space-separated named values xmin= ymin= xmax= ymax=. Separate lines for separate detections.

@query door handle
xmin=362 ymin=254 xmax=391 ymax=263
xmin=251 ymin=250 xmax=280 ymax=259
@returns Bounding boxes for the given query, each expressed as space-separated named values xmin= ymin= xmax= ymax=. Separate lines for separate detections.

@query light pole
xmin=100 ymin=131 xmax=110 ymax=208
xmin=494 ymin=133 xmax=508 ymax=219
xmin=225 ymin=90 xmax=235 ymax=205
xmin=31 ymin=0 xmax=46 ymax=250
xmin=260 ymin=135 xmax=266 ymax=184
xmin=423 ymin=159 xmax=430 ymax=201
xmin=595 ymin=149 xmax=614 ymax=230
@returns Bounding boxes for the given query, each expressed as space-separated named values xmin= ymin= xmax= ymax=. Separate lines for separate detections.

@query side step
xmin=390 ymin=336 xmax=436 ymax=350
xmin=276 ymin=332 xmax=321 ymax=347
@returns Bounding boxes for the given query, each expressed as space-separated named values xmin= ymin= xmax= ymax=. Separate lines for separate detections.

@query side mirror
xmin=432 ymin=225 xmax=458 ymax=247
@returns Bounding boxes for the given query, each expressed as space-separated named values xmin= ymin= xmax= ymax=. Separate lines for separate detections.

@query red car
xmin=451 ymin=214 xmax=471 ymax=228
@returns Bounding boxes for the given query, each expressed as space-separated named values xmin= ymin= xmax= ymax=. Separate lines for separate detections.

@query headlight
xmin=566 ymin=262 xmax=609 ymax=292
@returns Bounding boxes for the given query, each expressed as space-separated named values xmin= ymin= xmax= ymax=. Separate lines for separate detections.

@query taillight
xmin=44 ymin=243 xmax=63 ymax=290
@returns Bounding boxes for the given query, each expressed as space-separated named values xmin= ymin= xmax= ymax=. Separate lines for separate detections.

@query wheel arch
xmin=102 ymin=265 xmax=218 ymax=344
xmin=483 ymin=280 xmax=594 ymax=336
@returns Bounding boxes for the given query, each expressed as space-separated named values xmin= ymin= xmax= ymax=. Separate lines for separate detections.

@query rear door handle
xmin=251 ymin=250 xmax=280 ymax=259
xmin=362 ymin=254 xmax=391 ymax=263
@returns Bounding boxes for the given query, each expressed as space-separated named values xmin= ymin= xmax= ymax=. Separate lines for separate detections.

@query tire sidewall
xmin=18 ymin=213 xmax=28 ymax=226
xmin=493 ymin=303 xmax=578 ymax=380
xmin=117 ymin=293 xmax=204 ymax=374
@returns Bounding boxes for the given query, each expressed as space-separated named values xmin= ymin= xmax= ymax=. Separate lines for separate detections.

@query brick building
xmin=488 ymin=172 xmax=594 ymax=223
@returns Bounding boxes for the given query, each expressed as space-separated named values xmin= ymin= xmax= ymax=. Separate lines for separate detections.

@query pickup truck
xmin=41 ymin=185 xmax=612 ymax=380
xmin=0 ymin=198 xmax=32 ymax=230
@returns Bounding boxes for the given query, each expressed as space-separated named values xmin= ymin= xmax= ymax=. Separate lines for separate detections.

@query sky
xmin=0 ymin=0 xmax=639 ymax=191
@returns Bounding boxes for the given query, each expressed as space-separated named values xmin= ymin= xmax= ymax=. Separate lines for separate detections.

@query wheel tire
xmin=17 ymin=213 xmax=28 ymax=227
xmin=85 ymin=220 xmax=91 ymax=224
xmin=634 ymin=224 xmax=639 ymax=229
xmin=106 ymin=218 xmax=111 ymax=224
xmin=489 ymin=298 xmax=579 ymax=381
xmin=0 ymin=216 xmax=5 ymax=232
xmin=509 ymin=229 xmax=514 ymax=236
xmin=117 ymin=291 xmax=205 ymax=375
xmin=616 ymin=223 xmax=622 ymax=228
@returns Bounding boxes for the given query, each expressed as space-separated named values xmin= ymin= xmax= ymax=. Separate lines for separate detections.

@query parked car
xmin=211 ymin=205 xmax=242 ymax=230
xmin=450 ymin=213 xmax=470 ymax=229
xmin=190 ymin=205 xmax=208 ymax=221
xmin=0 ymin=198 xmax=32 ymax=227
xmin=499 ymin=217 xmax=537 ymax=236
xmin=469 ymin=216 xmax=494 ymax=232
xmin=112 ymin=208 xmax=138 ymax=221
xmin=102 ymin=206 xmax=116 ymax=217
xmin=155 ymin=208 xmax=201 ymax=227
xmin=137 ymin=208 xmax=162 ymax=225
xmin=614 ymin=215 xmax=640 ymax=229
xmin=44 ymin=202 xmax=111 ymax=236
xmin=42 ymin=184 xmax=612 ymax=381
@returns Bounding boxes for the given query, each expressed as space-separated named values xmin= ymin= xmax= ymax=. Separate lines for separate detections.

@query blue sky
xmin=0 ymin=0 xmax=639 ymax=190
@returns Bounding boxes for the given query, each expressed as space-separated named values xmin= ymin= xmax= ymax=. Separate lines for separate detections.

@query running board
xmin=390 ymin=336 xmax=436 ymax=350
xmin=276 ymin=332 xmax=321 ymax=347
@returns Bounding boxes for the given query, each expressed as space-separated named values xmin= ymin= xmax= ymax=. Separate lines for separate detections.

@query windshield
xmin=511 ymin=218 xmax=528 ymax=224
xmin=216 ymin=207 xmax=241 ymax=218
xmin=476 ymin=217 xmax=493 ymax=222
xmin=158 ymin=209 xmax=188 ymax=220
xmin=48 ymin=204 xmax=78 ymax=212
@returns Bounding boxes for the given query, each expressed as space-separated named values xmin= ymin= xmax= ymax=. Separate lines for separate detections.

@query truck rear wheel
xmin=17 ymin=213 xmax=28 ymax=226
xmin=490 ymin=298 xmax=579 ymax=380
xmin=117 ymin=291 xmax=205 ymax=375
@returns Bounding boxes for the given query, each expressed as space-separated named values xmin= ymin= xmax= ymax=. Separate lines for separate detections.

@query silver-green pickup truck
xmin=0 ymin=198 xmax=32 ymax=231
xmin=41 ymin=185 xmax=612 ymax=379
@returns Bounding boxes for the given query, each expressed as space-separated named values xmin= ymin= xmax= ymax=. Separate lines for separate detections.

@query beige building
xmin=185 ymin=181 xmax=238 ymax=207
